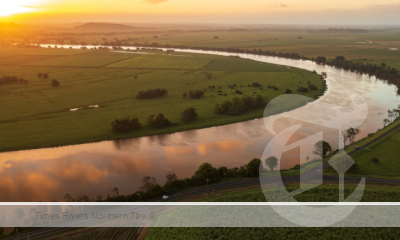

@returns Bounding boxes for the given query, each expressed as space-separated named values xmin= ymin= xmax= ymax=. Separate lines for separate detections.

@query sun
xmin=0 ymin=1 xmax=38 ymax=17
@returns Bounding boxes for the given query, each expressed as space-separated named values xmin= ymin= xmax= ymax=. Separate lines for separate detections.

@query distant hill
xmin=74 ymin=23 xmax=138 ymax=31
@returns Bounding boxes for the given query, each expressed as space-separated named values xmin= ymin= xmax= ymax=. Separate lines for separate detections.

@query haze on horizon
xmin=0 ymin=0 xmax=400 ymax=25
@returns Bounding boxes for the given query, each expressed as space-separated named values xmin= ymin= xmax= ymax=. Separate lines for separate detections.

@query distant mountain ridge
xmin=74 ymin=22 xmax=139 ymax=31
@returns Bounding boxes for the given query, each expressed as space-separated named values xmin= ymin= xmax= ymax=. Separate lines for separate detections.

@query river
xmin=1 ymin=45 xmax=399 ymax=201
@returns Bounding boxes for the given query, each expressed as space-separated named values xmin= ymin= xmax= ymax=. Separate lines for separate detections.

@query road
xmin=5 ymin=123 xmax=400 ymax=239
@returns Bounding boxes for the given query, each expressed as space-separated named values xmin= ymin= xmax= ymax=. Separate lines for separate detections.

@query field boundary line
xmin=201 ymin=58 xmax=216 ymax=70
xmin=98 ymin=56 xmax=138 ymax=68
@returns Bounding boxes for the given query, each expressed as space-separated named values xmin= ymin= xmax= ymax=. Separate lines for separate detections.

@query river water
xmin=1 ymin=45 xmax=399 ymax=201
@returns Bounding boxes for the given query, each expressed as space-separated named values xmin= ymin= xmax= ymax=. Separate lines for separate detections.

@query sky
xmin=1 ymin=0 xmax=400 ymax=25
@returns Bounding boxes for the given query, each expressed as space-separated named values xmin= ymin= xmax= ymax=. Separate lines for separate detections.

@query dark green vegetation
xmin=111 ymin=117 xmax=142 ymax=133
xmin=145 ymin=184 xmax=400 ymax=239
xmin=0 ymin=75 xmax=29 ymax=85
xmin=322 ymin=55 xmax=400 ymax=94
xmin=214 ymin=95 xmax=269 ymax=116
xmin=63 ymin=158 xmax=263 ymax=202
xmin=195 ymin=185 xmax=400 ymax=202
xmin=145 ymin=227 xmax=400 ymax=240
xmin=180 ymin=107 xmax=198 ymax=122
xmin=136 ymin=88 xmax=168 ymax=99
xmin=339 ymin=129 xmax=400 ymax=178
xmin=0 ymin=46 xmax=323 ymax=152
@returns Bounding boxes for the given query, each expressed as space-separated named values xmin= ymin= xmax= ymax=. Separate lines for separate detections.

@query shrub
xmin=188 ymin=90 xmax=205 ymax=99
xmin=285 ymin=89 xmax=293 ymax=94
xmin=147 ymin=113 xmax=172 ymax=128
xmin=38 ymin=73 xmax=42 ymax=78
xmin=308 ymin=84 xmax=318 ymax=91
xmin=136 ymin=88 xmax=168 ymax=99
xmin=205 ymin=73 xmax=213 ymax=79
xmin=180 ymin=108 xmax=198 ymax=122
xmin=251 ymin=82 xmax=261 ymax=87
xmin=297 ymin=86 xmax=308 ymax=92
xmin=43 ymin=73 xmax=49 ymax=79
xmin=111 ymin=117 xmax=142 ymax=132
xmin=234 ymin=90 xmax=243 ymax=94
xmin=51 ymin=79 xmax=60 ymax=87
xmin=371 ymin=157 xmax=379 ymax=164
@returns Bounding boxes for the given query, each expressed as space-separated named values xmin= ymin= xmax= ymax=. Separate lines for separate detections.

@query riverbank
xmin=0 ymin=47 xmax=325 ymax=153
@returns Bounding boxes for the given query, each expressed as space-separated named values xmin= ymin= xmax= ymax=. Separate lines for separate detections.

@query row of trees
xmin=63 ymin=156 xmax=278 ymax=202
xmin=0 ymin=75 xmax=29 ymax=85
xmin=317 ymin=56 xmax=400 ymax=94
xmin=383 ymin=105 xmax=400 ymax=127
xmin=340 ymin=128 xmax=361 ymax=148
xmin=111 ymin=109 xmax=199 ymax=132
xmin=136 ymin=88 xmax=168 ymax=99
xmin=64 ymin=138 xmax=364 ymax=202
xmin=214 ymin=95 xmax=269 ymax=116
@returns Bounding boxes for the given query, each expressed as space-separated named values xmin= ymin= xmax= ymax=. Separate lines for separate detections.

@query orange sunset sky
xmin=0 ymin=0 xmax=400 ymax=24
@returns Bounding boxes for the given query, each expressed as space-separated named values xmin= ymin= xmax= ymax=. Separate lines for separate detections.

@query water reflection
xmin=1 ymin=48 xmax=400 ymax=201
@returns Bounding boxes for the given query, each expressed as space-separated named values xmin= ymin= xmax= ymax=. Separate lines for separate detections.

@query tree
xmin=111 ymin=117 xmax=142 ymax=132
xmin=313 ymin=141 xmax=332 ymax=157
xmin=246 ymin=158 xmax=261 ymax=177
xmin=182 ymin=92 xmax=187 ymax=99
xmin=140 ymin=176 xmax=157 ymax=192
xmin=111 ymin=187 xmax=119 ymax=197
xmin=147 ymin=113 xmax=172 ymax=128
xmin=192 ymin=163 xmax=220 ymax=183
xmin=166 ymin=173 xmax=178 ymax=184
xmin=63 ymin=194 xmax=73 ymax=202
xmin=388 ymin=109 xmax=393 ymax=122
xmin=346 ymin=128 xmax=360 ymax=144
xmin=341 ymin=130 xmax=348 ymax=149
xmin=205 ymin=73 xmax=213 ymax=79
xmin=218 ymin=166 xmax=228 ymax=178
xmin=180 ymin=107 xmax=198 ymax=122
xmin=265 ymin=156 xmax=278 ymax=171
xmin=335 ymin=56 xmax=345 ymax=61
xmin=51 ymin=79 xmax=60 ymax=87
xmin=384 ymin=118 xmax=390 ymax=127
xmin=43 ymin=73 xmax=49 ymax=79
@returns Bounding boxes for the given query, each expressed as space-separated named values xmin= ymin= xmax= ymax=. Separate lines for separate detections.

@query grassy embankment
xmin=0 ymin=47 xmax=324 ymax=152
xmin=144 ymin=184 xmax=400 ymax=239
xmin=324 ymin=117 xmax=400 ymax=179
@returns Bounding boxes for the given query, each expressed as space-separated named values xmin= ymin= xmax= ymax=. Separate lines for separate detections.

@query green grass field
xmin=204 ymin=57 xmax=293 ymax=72
xmin=322 ymin=118 xmax=400 ymax=179
xmin=26 ymin=51 xmax=136 ymax=67
xmin=145 ymin=185 xmax=400 ymax=239
xmin=0 ymin=47 xmax=324 ymax=152
xmin=107 ymin=52 xmax=215 ymax=69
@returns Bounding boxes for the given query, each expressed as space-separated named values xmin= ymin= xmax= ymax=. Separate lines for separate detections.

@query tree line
xmin=0 ymin=75 xmax=29 ymax=85
xmin=317 ymin=56 xmax=400 ymax=94
xmin=62 ymin=140 xmax=362 ymax=202
xmin=111 ymin=108 xmax=198 ymax=132
xmin=214 ymin=95 xmax=269 ymax=116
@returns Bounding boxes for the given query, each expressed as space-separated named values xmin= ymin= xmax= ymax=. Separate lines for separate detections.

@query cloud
xmin=145 ymin=0 xmax=169 ymax=4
